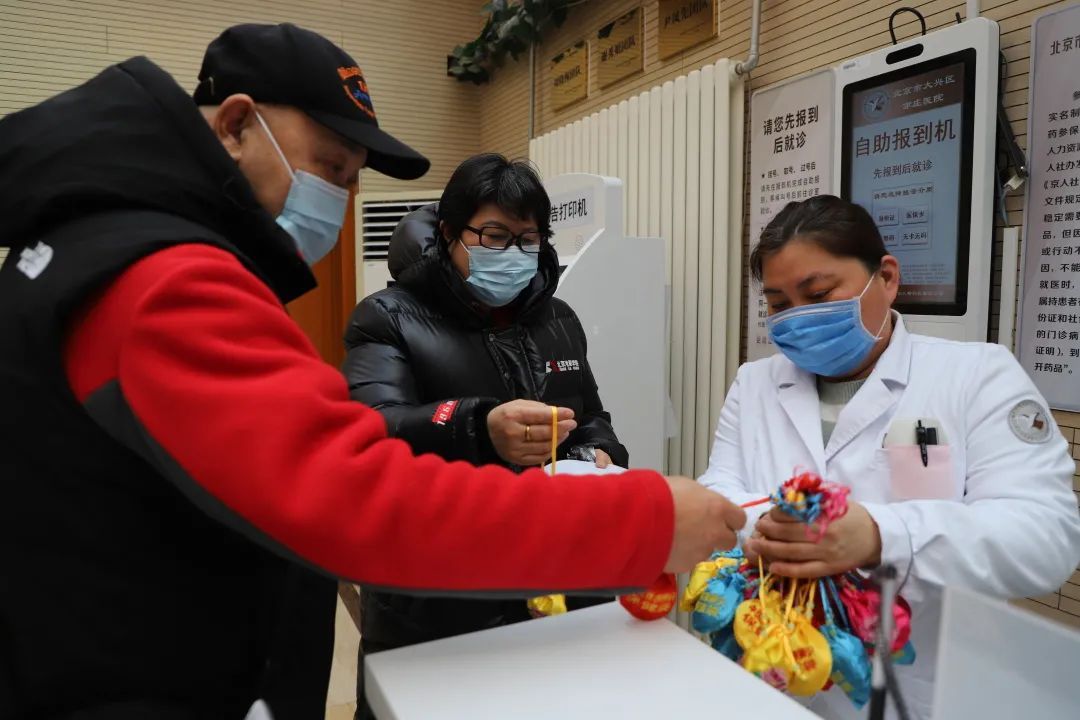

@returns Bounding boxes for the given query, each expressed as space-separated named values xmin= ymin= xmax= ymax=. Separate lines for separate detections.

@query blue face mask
xmin=766 ymin=274 xmax=889 ymax=377
xmin=256 ymin=112 xmax=349 ymax=266
xmin=461 ymin=244 xmax=539 ymax=307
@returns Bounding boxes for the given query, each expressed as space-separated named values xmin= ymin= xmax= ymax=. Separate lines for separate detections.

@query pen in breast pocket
xmin=916 ymin=420 xmax=928 ymax=467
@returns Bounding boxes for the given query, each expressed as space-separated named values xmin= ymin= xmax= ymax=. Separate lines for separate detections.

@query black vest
xmin=0 ymin=212 xmax=335 ymax=719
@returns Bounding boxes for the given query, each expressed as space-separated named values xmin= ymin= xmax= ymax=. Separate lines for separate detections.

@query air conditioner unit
xmin=356 ymin=191 xmax=441 ymax=300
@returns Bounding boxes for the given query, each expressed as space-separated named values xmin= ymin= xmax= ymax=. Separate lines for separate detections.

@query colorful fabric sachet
xmin=675 ymin=470 xmax=913 ymax=708
xmin=527 ymin=593 xmax=567 ymax=617
xmin=598 ymin=469 xmax=912 ymax=710
xmin=769 ymin=469 xmax=851 ymax=541
xmin=620 ymin=572 xmax=678 ymax=620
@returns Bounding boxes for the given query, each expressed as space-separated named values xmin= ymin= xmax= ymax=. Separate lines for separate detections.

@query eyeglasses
xmin=463 ymin=225 xmax=548 ymax=254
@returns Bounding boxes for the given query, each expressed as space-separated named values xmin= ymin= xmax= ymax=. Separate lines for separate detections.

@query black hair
xmin=750 ymin=195 xmax=886 ymax=282
xmin=437 ymin=153 xmax=551 ymax=242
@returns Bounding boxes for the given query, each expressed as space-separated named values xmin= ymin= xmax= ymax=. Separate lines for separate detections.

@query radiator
xmin=530 ymin=59 xmax=745 ymax=478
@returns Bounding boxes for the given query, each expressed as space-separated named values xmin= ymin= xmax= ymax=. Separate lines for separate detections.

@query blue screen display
xmin=844 ymin=54 xmax=973 ymax=311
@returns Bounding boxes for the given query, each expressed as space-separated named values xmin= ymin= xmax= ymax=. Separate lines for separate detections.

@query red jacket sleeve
xmin=64 ymin=244 xmax=674 ymax=594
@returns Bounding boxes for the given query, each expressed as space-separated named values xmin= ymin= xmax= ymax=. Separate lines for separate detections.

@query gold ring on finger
xmin=524 ymin=424 xmax=531 ymax=442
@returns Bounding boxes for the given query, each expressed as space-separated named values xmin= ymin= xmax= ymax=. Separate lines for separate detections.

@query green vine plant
xmin=448 ymin=0 xmax=587 ymax=84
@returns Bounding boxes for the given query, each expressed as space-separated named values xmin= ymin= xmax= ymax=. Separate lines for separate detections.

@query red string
xmin=740 ymin=496 xmax=772 ymax=509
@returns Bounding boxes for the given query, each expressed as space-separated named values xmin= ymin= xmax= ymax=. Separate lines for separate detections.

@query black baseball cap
xmin=193 ymin=23 xmax=430 ymax=180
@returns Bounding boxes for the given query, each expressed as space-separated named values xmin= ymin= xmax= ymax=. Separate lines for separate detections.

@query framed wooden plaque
xmin=550 ymin=39 xmax=589 ymax=110
xmin=596 ymin=7 xmax=644 ymax=89
xmin=658 ymin=0 xmax=718 ymax=60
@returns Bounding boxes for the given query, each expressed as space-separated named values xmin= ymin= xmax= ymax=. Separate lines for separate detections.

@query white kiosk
xmin=835 ymin=18 xmax=999 ymax=342
xmin=546 ymin=173 xmax=666 ymax=472
xmin=933 ymin=587 xmax=1080 ymax=717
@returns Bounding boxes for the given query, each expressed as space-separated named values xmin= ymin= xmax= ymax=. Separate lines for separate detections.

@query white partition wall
xmin=544 ymin=174 xmax=666 ymax=472
xmin=531 ymin=59 xmax=745 ymax=477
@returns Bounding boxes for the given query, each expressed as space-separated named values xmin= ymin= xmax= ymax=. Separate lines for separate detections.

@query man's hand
xmin=663 ymin=477 xmax=747 ymax=573
xmin=745 ymin=504 xmax=882 ymax=578
xmin=487 ymin=400 xmax=575 ymax=467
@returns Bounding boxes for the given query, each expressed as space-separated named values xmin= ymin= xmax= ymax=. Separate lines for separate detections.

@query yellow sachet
xmin=734 ymin=586 xmax=783 ymax=651
xmin=682 ymin=556 xmax=740 ymax=611
xmin=785 ymin=615 xmax=833 ymax=696
xmin=681 ymin=559 xmax=721 ymax=612
xmin=527 ymin=594 xmax=567 ymax=616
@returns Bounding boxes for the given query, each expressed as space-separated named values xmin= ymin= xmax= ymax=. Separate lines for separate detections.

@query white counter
xmin=365 ymin=602 xmax=820 ymax=719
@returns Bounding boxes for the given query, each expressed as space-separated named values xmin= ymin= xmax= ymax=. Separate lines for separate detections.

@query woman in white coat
xmin=700 ymin=195 xmax=1080 ymax=719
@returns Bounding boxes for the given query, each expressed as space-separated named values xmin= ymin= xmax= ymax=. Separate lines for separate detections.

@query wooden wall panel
xmin=0 ymin=0 xmax=484 ymax=194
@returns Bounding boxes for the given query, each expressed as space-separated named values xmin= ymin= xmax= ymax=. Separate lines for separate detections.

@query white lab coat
xmin=699 ymin=313 xmax=1080 ymax=720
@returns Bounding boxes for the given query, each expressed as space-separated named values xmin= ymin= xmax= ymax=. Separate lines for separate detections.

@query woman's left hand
xmin=594 ymin=449 xmax=612 ymax=468
xmin=744 ymin=503 xmax=882 ymax=579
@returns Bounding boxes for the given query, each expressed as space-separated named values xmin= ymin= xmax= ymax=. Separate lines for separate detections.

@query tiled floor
xmin=326 ymin=704 xmax=357 ymax=720
xmin=326 ymin=595 xmax=361 ymax=720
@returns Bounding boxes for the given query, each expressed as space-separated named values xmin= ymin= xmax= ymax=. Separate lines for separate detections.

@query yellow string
xmin=550 ymin=405 xmax=557 ymax=476
xmin=529 ymin=406 xmax=565 ymax=615
xmin=757 ymin=555 xmax=770 ymax=616
xmin=795 ymin=582 xmax=810 ymax=616
xmin=783 ymin=577 xmax=799 ymax=625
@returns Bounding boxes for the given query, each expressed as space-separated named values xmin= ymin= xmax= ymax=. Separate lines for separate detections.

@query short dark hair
xmin=437 ymin=153 xmax=551 ymax=242
xmin=750 ymin=195 xmax=886 ymax=282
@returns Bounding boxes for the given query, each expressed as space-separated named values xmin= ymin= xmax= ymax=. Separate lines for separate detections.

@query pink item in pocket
xmin=884 ymin=445 xmax=955 ymax=501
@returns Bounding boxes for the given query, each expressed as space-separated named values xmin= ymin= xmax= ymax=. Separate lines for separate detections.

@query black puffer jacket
xmin=343 ymin=204 xmax=624 ymax=648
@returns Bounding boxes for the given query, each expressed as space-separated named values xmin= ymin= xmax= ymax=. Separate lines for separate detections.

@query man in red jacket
xmin=0 ymin=23 xmax=744 ymax=719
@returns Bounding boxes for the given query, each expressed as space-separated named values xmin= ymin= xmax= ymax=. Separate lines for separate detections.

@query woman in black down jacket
xmin=344 ymin=154 xmax=627 ymax=716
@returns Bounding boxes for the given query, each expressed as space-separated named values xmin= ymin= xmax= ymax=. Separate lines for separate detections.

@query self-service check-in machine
xmin=835 ymin=17 xmax=999 ymax=342
xmin=546 ymin=173 xmax=666 ymax=471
